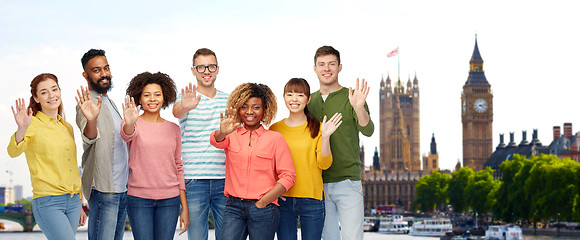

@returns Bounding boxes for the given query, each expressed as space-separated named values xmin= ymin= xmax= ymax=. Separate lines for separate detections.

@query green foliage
xmin=414 ymin=171 xmax=450 ymax=212
xmin=448 ymin=166 xmax=473 ymax=213
xmin=15 ymin=199 xmax=32 ymax=210
xmin=465 ymin=167 xmax=498 ymax=215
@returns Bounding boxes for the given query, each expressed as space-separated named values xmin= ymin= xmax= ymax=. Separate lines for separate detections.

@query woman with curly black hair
xmin=210 ymin=83 xmax=296 ymax=240
xmin=120 ymin=72 xmax=188 ymax=240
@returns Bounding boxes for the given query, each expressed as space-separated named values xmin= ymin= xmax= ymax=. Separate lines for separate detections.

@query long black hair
xmin=284 ymin=78 xmax=320 ymax=138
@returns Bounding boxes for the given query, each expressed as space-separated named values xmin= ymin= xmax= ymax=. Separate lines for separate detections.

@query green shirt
xmin=308 ymin=87 xmax=374 ymax=183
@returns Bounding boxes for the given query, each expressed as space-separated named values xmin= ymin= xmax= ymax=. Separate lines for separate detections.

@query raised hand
xmin=75 ymin=86 xmax=102 ymax=121
xmin=219 ymin=107 xmax=241 ymax=136
xmin=11 ymin=98 xmax=33 ymax=130
xmin=348 ymin=78 xmax=370 ymax=110
xmin=321 ymin=112 xmax=343 ymax=138
xmin=180 ymin=82 xmax=201 ymax=111
xmin=122 ymin=96 xmax=141 ymax=126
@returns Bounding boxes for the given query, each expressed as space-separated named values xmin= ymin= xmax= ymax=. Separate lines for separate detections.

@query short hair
xmin=125 ymin=72 xmax=177 ymax=109
xmin=227 ymin=83 xmax=277 ymax=126
xmin=193 ymin=48 xmax=217 ymax=66
xmin=314 ymin=46 xmax=340 ymax=65
xmin=28 ymin=73 xmax=63 ymax=116
xmin=81 ymin=49 xmax=106 ymax=69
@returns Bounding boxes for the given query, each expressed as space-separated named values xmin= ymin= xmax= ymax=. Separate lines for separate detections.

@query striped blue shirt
xmin=177 ymin=90 xmax=228 ymax=179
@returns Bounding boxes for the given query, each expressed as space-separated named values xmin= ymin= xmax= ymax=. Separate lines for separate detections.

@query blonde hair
xmin=227 ymin=83 xmax=277 ymax=126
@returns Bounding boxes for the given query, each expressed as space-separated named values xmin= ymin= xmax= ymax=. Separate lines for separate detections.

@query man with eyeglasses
xmin=173 ymin=48 xmax=229 ymax=240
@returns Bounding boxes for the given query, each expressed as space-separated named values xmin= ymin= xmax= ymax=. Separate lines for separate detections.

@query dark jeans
xmin=276 ymin=197 xmax=325 ymax=240
xmin=88 ymin=189 xmax=127 ymax=240
xmin=220 ymin=196 xmax=279 ymax=240
xmin=127 ymin=195 xmax=181 ymax=240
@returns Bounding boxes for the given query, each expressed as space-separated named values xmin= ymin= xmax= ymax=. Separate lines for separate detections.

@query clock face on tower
xmin=473 ymin=98 xmax=488 ymax=113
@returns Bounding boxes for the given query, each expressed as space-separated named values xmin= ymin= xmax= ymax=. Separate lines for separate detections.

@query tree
xmin=414 ymin=171 xmax=450 ymax=212
xmin=448 ymin=166 xmax=473 ymax=214
xmin=465 ymin=167 xmax=498 ymax=216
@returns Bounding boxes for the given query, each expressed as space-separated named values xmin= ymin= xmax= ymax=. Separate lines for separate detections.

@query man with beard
xmin=76 ymin=49 xmax=129 ymax=240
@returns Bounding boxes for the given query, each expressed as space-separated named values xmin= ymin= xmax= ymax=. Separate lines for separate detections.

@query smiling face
xmin=192 ymin=55 xmax=219 ymax=88
xmin=83 ymin=56 xmax=112 ymax=94
xmin=284 ymin=91 xmax=310 ymax=115
xmin=139 ymin=83 xmax=164 ymax=114
xmin=314 ymin=54 xmax=342 ymax=86
xmin=33 ymin=78 xmax=62 ymax=114
xmin=239 ymin=97 xmax=264 ymax=131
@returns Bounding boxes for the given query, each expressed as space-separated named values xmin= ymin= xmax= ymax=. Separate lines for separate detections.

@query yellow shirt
xmin=7 ymin=111 xmax=81 ymax=199
xmin=269 ymin=120 xmax=332 ymax=200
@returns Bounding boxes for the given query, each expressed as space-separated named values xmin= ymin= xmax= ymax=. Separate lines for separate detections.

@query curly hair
xmin=125 ymin=72 xmax=177 ymax=109
xmin=28 ymin=73 xmax=63 ymax=116
xmin=314 ymin=45 xmax=341 ymax=65
xmin=81 ymin=49 xmax=106 ymax=69
xmin=227 ymin=83 xmax=277 ymax=125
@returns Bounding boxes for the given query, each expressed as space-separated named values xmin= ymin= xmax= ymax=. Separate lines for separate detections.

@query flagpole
xmin=397 ymin=46 xmax=400 ymax=79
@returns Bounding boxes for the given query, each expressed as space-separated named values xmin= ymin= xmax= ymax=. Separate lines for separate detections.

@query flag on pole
xmin=387 ymin=47 xmax=399 ymax=58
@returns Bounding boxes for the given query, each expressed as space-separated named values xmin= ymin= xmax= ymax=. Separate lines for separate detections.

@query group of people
xmin=7 ymin=46 xmax=374 ymax=240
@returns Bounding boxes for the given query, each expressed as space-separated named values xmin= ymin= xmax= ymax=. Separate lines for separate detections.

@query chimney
xmin=519 ymin=130 xmax=529 ymax=146
xmin=507 ymin=132 xmax=517 ymax=148
xmin=497 ymin=133 xmax=506 ymax=149
xmin=564 ymin=123 xmax=573 ymax=139
xmin=531 ymin=129 xmax=542 ymax=146
xmin=554 ymin=126 xmax=561 ymax=141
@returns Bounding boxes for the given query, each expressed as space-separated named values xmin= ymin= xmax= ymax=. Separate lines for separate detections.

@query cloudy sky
xmin=1 ymin=1 xmax=579 ymax=198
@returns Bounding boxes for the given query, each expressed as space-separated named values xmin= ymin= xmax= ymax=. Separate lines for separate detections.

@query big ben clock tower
xmin=461 ymin=36 xmax=493 ymax=171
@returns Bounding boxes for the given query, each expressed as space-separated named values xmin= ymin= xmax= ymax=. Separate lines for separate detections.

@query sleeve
xmin=315 ymin=133 xmax=333 ymax=170
xmin=76 ymin=102 xmax=101 ymax=144
xmin=174 ymin=125 xmax=186 ymax=190
xmin=355 ymin=102 xmax=374 ymax=137
xmin=274 ymin=135 xmax=296 ymax=191
xmin=120 ymin=119 xmax=138 ymax=142
xmin=209 ymin=130 xmax=230 ymax=149
xmin=7 ymin=120 xmax=37 ymax=158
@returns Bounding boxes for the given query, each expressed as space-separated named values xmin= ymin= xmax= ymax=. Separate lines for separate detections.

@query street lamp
xmin=557 ymin=212 xmax=560 ymax=237
xmin=533 ymin=212 xmax=536 ymax=236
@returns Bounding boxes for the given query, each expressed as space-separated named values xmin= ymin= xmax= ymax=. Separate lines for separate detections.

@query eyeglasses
xmin=194 ymin=64 xmax=218 ymax=73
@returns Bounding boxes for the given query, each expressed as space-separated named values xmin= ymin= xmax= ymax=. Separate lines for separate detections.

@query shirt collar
xmin=237 ymin=124 xmax=265 ymax=136
xmin=36 ymin=111 xmax=64 ymax=124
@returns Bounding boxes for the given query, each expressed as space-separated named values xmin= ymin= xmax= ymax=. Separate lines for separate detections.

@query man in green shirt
xmin=307 ymin=46 xmax=374 ymax=240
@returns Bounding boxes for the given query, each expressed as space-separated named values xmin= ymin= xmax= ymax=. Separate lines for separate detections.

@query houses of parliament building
xmin=362 ymin=38 xmax=493 ymax=210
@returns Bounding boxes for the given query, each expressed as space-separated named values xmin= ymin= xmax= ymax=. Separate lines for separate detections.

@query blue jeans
xmin=185 ymin=179 xmax=227 ymax=240
xmin=220 ymin=197 xmax=279 ymax=240
xmin=127 ymin=195 xmax=181 ymax=240
xmin=88 ymin=189 xmax=128 ymax=240
xmin=32 ymin=194 xmax=81 ymax=240
xmin=277 ymin=197 xmax=325 ymax=240
xmin=322 ymin=179 xmax=364 ymax=240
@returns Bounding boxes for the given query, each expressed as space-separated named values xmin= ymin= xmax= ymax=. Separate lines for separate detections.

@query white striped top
xmin=177 ymin=90 xmax=228 ymax=179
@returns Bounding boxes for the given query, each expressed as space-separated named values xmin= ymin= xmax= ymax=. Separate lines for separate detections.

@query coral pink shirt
xmin=210 ymin=125 xmax=295 ymax=205
xmin=121 ymin=118 xmax=185 ymax=199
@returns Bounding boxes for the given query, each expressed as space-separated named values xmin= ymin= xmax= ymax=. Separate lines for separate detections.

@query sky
xmin=1 ymin=0 xmax=579 ymax=198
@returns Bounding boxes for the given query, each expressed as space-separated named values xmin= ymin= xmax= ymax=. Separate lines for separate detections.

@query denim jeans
xmin=276 ymin=197 xmax=325 ymax=240
xmin=127 ymin=195 xmax=181 ymax=240
xmin=322 ymin=179 xmax=364 ymax=240
xmin=32 ymin=193 xmax=81 ymax=240
xmin=185 ymin=179 xmax=227 ymax=240
xmin=88 ymin=189 xmax=128 ymax=240
xmin=220 ymin=197 xmax=279 ymax=240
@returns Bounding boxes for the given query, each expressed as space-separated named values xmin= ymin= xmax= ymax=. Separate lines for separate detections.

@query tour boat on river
xmin=484 ymin=225 xmax=523 ymax=240
xmin=409 ymin=218 xmax=453 ymax=237
xmin=378 ymin=215 xmax=410 ymax=234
